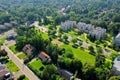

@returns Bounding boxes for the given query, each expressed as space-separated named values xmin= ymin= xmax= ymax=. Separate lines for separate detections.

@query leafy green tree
xmin=70 ymin=59 xmax=82 ymax=77
xmin=72 ymin=38 xmax=77 ymax=43
xmin=17 ymin=74 xmax=25 ymax=80
xmin=88 ymin=46 xmax=95 ymax=55
xmin=95 ymin=54 xmax=105 ymax=67
xmin=42 ymin=64 xmax=57 ymax=80
xmin=95 ymin=67 xmax=110 ymax=80
xmin=109 ymin=76 xmax=120 ymax=80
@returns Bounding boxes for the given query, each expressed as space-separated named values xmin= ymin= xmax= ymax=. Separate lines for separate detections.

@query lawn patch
xmin=0 ymin=37 xmax=6 ymax=42
xmin=28 ymin=59 xmax=44 ymax=71
xmin=9 ymin=45 xmax=18 ymax=54
xmin=61 ymin=44 xmax=95 ymax=66
xmin=27 ymin=58 xmax=44 ymax=77
xmin=17 ymin=52 xmax=26 ymax=59
xmin=6 ymin=60 xmax=19 ymax=72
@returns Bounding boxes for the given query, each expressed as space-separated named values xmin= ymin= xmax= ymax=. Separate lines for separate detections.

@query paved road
xmin=1 ymin=45 xmax=40 ymax=80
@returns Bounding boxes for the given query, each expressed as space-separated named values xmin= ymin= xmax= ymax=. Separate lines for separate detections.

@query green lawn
xmin=61 ymin=44 xmax=95 ymax=66
xmin=9 ymin=45 xmax=18 ymax=54
xmin=17 ymin=52 xmax=26 ymax=59
xmin=0 ymin=37 xmax=6 ymax=42
xmin=28 ymin=59 xmax=44 ymax=71
xmin=6 ymin=60 xmax=19 ymax=72
xmin=0 ymin=37 xmax=6 ymax=45
xmin=42 ymin=33 xmax=49 ymax=40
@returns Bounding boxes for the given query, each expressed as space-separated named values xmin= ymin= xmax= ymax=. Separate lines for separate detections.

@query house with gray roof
xmin=114 ymin=33 xmax=120 ymax=47
xmin=0 ymin=63 xmax=14 ymax=80
xmin=0 ymin=25 xmax=7 ymax=30
xmin=58 ymin=69 xmax=74 ymax=80
xmin=4 ymin=23 xmax=13 ymax=28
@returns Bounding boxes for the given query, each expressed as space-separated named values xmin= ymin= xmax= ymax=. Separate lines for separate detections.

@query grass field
xmin=6 ymin=60 xmax=19 ymax=72
xmin=17 ymin=52 xmax=26 ymax=59
xmin=61 ymin=44 xmax=95 ymax=66
xmin=28 ymin=59 xmax=44 ymax=71
xmin=42 ymin=33 xmax=49 ymax=40
xmin=9 ymin=45 xmax=18 ymax=54
xmin=0 ymin=37 xmax=6 ymax=42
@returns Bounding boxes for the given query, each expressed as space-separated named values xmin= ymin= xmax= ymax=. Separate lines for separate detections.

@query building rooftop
xmin=38 ymin=51 xmax=51 ymax=59
xmin=116 ymin=33 xmax=120 ymax=38
xmin=22 ymin=44 xmax=35 ymax=55
xmin=113 ymin=56 xmax=120 ymax=72
xmin=0 ymin=63 xmax=6 ymax=71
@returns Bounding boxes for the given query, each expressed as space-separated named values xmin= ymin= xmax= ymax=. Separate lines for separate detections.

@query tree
xmin=43 ymin=17 xmax=51 ymax=25
xmin=109 ymin=76 xmax=120 ymax=80
xmin=96 ymin=46 xmax=103 ymax=54
xmin=88 ymin=46 xmax=95 ymax=55
xmin=95 ymin=54 xmax=105 ymax=67
xmin=70 ymin=59 xmax=82 ymax=77
xmin=109 ymin=52 xmax=119 ymax=61
xmin=17 ymin=74 xmax=25 ymax=80
xmin=82 ymin=63 xmax=97 ymax=80
xmin=65 ymin=49 xmax=74 ymax=58
xmin=42 ymin=64 xmax=57 ymax=80
xmin=95 ymin=67 xmax=110 ymax=80
xmin=112 ymin=14 xmax=120 ymax=22
xmin=72 ymin=38 xmax=77 ymax=43
xmin=63 ymin=34 xmax=68 ymax=40
xmin=16 ymin=36 xmax=27 ymax=51
xmin=0 ymin=49 xmax=7 ymax=57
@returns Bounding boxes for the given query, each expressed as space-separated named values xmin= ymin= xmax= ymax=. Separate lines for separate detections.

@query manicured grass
xmin=42 ymin=33 xmax=49 ymax=40
xmin=28 ymin=59 xmax=44 ymax=71
xmin=79 ymin=33 xmax=86 ymax=40
xmin=61 ymin=44 xmax=95 ymax=66
xmin=0 ymin=37 xmax=6 ymax=42
xmin=6 ymin=60 xmax=19 ymax=72
xmin=9 ymin=45 xmax=18 ymax=54
xmin=17 ymin=52 xmax=26 ymax=59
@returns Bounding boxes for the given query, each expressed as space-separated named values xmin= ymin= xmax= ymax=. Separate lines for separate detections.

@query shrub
xmin=17 ymin=74 xmax=25 ymax=80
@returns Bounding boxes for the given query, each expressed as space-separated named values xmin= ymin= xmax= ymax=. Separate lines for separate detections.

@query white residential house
xmin=76 ymin=22 xmax=94 ymax=33
xmin=112 ymin=56 xmax=120 ymax=75
xmin=89 ymin=27 xmax=106 ymax=40
xmin=61 ymin=20 xmax=76 ymax=31
xmin=114 ymin=33 xmax=120 ymax=47
xmin=61 ymin=21 xmax=106 ymax=40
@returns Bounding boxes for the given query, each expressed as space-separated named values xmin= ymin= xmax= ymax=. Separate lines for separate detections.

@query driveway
xmin=1 ymin=45 xmax=40 ymax=80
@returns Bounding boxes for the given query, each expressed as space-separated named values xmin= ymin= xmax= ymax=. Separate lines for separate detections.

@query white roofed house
xmin=76 ymin=22 xmax=94 ymax=33
xmin=114 ymin=33 xmax=120 ymax=47
xmin=61 ymin=20 xmax=76 ymax=31
xmin=89 ymin=27 xmax=106 ymax=40
xmin=112 ymin=56 xmax=120 ymax=75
